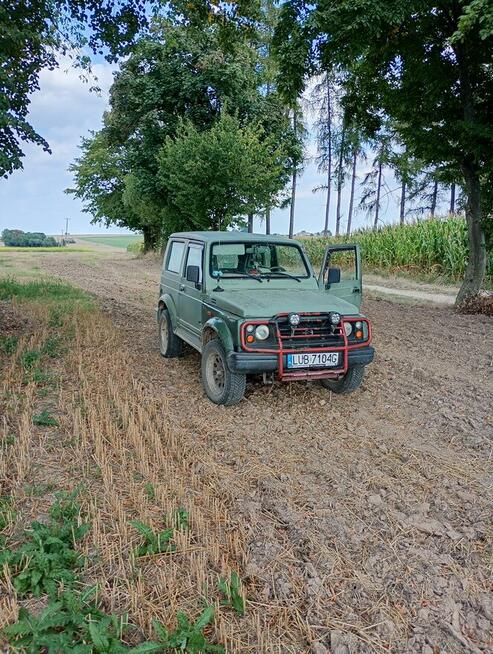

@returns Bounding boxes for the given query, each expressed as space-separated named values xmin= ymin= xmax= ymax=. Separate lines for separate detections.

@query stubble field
xmin=1 ymin=245 xmax=492 ymax=653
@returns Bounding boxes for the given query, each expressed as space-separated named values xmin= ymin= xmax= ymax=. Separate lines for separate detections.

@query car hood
xmin=211 ymin=288 xmax=359 ymax=318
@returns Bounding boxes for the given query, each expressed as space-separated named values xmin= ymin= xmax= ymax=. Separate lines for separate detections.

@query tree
xmin=0 ymin=0 xmax=150 ymax=177
xmin=311 ymin=73 xmax=335 ymax=235
xmin=157 ymin=114 xmax=288 ymax=233
xmin=69 ymin=18 xmax=298 ymax=247
xmin=274 ymin=0 xmax=493 ymax=306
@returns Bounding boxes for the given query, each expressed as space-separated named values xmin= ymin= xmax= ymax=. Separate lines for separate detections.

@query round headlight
xmin=289 ymin=313 xmax=300 ymax=326
xmin=344 ymin=322 xmax=353 ymax=337
xmin=330 ymin=312 xmax=341 ymax=325
xmin=255 ymin=324 xmax=270 ymax=340
xmin=355 ymin=321 xmax=362 ymax=329
xmin=246 ymin=324 xmax=255 ymax=333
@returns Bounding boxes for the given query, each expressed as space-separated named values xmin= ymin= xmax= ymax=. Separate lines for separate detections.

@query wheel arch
xmin=157 ymin=294 xmax=178 ymax=329
xmin=202 ymin=317 xmax=234 ymax=353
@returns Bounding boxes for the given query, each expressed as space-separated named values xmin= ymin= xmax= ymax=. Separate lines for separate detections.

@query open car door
xmin=318 ymin=244 xmax=362 ymax=311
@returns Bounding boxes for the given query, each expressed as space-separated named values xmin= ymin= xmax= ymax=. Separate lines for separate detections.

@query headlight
xmin=289 ymin=313 xmax=300 ymax=326
xmin=329 ymin=312 xmax=341 ymax=326
xmin=344 ymin=322 xmax=353 ymax=337
xmin=255 ymin=324 xmax=270 ymax=340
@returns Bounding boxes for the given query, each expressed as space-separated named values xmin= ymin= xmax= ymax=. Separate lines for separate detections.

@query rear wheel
xmin=159 ymin=309 xmax=182 ymax=358
xmin=321 ymin=365 xmax=365 ymax=394
xmin=201 ymin=339 xmax=246 ymax=405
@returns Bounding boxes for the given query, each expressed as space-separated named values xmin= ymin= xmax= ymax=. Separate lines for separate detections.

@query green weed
xmin=217 ymin=571 xmax=245 ymax=615
xmin=0 ymin=334 xmax=19 ymax=355
xmin=0 ymin=492 xmax=89 ymax=597
xmin=173 ymin=507 xmax=189 ymax=530
xmin=2 ymin=587 xmax=131 ymax=653
xmin=31 ymin=369 xmax=55 ymax=385
xmin=133 ymin=606 xmax=223 ymax=653
xmin=144 ymin=483 xmax=155 ymax=501
xmin=0 ymin=496 xmax=16 ymax=531
xmin=21 ymin=349 xmax=41 ymax=370
xmin=130 ymin=520 xmax=175 ymax=557
xmin=42 ymin=335 xmax=64 ymax=358
xmin=33 ymin=410 xmax=59 ymax=427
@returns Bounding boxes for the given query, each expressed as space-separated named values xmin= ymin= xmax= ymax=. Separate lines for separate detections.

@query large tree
xmin=70 ymin=17 xmax=297 ymax=247
xmin=274 ymin=0 xmax=493 ymax=305
xmin=158 ymin=113 xmax=288 ymax=232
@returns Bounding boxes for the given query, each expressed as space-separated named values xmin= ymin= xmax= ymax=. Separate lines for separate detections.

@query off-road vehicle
xmin=157 ymin=232 xmax=374 ymax=405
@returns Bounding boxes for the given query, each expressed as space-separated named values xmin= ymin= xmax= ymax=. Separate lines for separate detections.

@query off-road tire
xmin=321 ymin=365 xmax=365 ymax=394
xmin=201 ymin=339 xmax=246 ymax=406
xmin=158 ymin=309 xmax=182 ymax=358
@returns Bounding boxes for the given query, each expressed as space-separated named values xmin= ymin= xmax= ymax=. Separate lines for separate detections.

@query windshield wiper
xmin=265 ymin=271 xmax=302 ymax=283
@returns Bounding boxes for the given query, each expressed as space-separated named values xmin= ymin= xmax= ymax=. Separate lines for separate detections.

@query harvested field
xmin=1 ymin=248 xmax=492 ymax=653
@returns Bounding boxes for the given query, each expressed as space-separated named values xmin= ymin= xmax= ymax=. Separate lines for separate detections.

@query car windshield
xmin=211 ymin=241 xmax=310 ymax=279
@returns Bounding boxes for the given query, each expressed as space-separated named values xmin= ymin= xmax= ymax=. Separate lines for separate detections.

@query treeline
xmin=1 ymin=229 xmax=59 ymax=247
xmin=64 ymin=0 xmax=492 ymax=305
xmin=309 ymin=76 xmax=460 ymax=237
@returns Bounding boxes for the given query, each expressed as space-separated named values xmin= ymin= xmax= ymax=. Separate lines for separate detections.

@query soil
xmin=20 ymin=248 xmax=493 ymax=652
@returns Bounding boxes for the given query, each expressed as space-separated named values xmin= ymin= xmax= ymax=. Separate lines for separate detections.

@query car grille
xmin=274 ymin=313 xmax=344 ymax=350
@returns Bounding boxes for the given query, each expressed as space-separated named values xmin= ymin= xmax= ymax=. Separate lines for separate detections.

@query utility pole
xmin=65 ymin=217 xmax=69 ymax=235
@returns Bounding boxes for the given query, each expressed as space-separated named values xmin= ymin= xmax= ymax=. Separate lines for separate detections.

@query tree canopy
xmin=69 ymin=17 xmax=297 ymax=248
xmin=274 ymin=0 xmax=493 ymax=303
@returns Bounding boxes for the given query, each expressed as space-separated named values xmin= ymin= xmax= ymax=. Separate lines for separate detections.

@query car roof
xmin=169 ymin=231 xmax=299 ymax=245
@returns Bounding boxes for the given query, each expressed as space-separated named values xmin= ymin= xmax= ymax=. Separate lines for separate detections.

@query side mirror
xmin=186 ymin=265 xmax=200 ymax=284
xmin=326 ymin=266 xmax=341 ymax=287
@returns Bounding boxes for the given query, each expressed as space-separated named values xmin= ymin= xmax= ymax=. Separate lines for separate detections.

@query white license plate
xmin=286 ymin=352 xmax=340 ymax=369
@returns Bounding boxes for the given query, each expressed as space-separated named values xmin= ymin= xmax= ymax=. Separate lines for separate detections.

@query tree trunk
xmin=335 ymin=124 xmax=345 ymax=236
xmin=430 ymin=180 xmax=438 ymax=217
xmin=373 ymin=160 xmax=382 ymax=229
xmin=449 ymin=183 xmax=456 ymax=214
xmin=324 ymin=81 xmax=332 ymax=236
xmin=248 ymin=213 xmax=254 ymax=233
xmin=142 ymin=225 xmax=154 ymax=252
xmin=400 ymin=181 xmax=406 ymax=224
xmin=265 ymin=206 xmax=271 ymax=235
xmin=289 ymin=112 xmax=297 ymax=239
xmin=455 ymin=163 xmax=486 ymax=306
xmin=346 ymin=149 xmax=357 ymax=235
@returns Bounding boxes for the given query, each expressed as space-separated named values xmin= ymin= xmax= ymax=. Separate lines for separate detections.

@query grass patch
xmin=0 ymin=277 xmax=93 ymax=305
xmin=77 ymin=235 xmax=142 ymax=249
xmin=0 ymin=246 xmax=90 ymax=253
xmin=33 ymin=410 xmax=59 ymax=427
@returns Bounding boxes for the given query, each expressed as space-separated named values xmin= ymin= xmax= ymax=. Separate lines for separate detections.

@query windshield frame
xmin=209 ymin=240 xmax=312 ymax=281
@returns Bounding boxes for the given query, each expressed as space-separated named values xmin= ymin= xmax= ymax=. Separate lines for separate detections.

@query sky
xmin=0 ymin=57 xmax=448 ymax=238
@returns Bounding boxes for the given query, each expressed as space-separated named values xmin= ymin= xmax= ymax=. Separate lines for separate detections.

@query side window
xmin=166 ymin=241 xmax=185 ymax=273
xmin=327 ymin=248 xmax=357 ymax=281
xmin=184 ymin=244 xmax=203 ymax=282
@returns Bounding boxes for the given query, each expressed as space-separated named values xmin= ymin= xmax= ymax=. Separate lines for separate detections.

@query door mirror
xmin=186 ymin=265 xmax=200 ymax=284
xmin=326 ymin=266 xmax=341 ymax=287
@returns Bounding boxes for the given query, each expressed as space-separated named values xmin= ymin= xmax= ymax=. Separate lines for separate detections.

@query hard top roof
xmin=170 ymin=231 xmax=298 ymax=244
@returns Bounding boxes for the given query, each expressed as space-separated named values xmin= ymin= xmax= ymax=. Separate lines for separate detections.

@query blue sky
xmin=0 ymin=57 xmax=447 ymax=237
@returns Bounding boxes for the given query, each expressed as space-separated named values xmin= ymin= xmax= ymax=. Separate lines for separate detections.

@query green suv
xmin=157 ymin=232 xmax=374 ymax=405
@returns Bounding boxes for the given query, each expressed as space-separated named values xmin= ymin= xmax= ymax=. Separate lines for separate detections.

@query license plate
xmin=286 ymin=352 xmax=340 ymax=369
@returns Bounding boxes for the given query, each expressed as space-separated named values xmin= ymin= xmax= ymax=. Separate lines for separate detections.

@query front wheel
xmin=201 ymin=340 xmax=246 ymax=406
xmin=321 ymin=365 xmax=365 ymax=394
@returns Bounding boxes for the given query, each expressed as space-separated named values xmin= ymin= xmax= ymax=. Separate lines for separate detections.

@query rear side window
xmin=166 ymin=241 xmax=185 ymax=273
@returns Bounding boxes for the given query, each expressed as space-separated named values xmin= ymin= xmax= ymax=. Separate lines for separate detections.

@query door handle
xmin=179 ymin=284 xmax=185 ymax=291
xmin=353 ymin=288 xmax=360 ymax=293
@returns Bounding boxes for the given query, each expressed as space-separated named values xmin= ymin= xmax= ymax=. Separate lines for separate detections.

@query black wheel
xmin=321 ymin=365 xmax=365 ymax=394
xmin=158 ymin=309 xmax=182 ymax=358
xmin=201 ymin=339 xmax=246 ymax=406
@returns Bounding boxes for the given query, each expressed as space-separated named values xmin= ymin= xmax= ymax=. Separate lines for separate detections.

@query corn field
xmin=301 ymin=216 xmax=493 ymax=283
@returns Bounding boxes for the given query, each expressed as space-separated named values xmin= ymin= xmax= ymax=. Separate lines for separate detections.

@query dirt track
xmin=29 ymin=249 xmax=493 ymax=652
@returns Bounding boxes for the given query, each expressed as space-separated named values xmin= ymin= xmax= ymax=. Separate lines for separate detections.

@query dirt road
xmin=23 ymin=249 xmax=493 ymax=652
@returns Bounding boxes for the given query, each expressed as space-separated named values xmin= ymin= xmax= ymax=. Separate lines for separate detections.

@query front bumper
xmin=227 ymin=346 xmax=375 ymax=377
